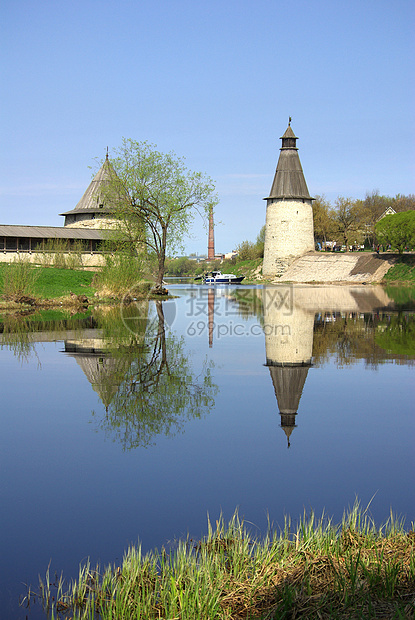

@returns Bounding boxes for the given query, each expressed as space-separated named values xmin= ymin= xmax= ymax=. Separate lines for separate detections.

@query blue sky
xmin=1 ymin=0 xmax=414 ymax=255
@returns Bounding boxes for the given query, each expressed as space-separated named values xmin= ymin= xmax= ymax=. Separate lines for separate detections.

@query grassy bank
xmin=0 ymin=263 xmax=96 ymax=301
xmin=26 ymin=505 xmax=414 ymax=619
xmin=383 ymin=254 xmax=415 ymax=284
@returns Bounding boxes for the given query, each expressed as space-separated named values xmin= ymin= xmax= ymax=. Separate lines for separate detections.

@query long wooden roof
xmin=0 ymin=224 xmax=107 ymax=239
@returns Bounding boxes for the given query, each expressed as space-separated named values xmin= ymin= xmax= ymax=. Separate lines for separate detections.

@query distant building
xmin=224 ymin=251 xmax=238 ymax=260
xmin=377 ymin=206 xmax=396 ymax=221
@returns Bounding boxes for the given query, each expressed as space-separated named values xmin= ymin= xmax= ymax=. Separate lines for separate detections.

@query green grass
xmin=384 ymin=255 xmax=415 ymax=283
xmin=220 ymin=258 xmax=263 ymax=282
xmin=24 ymin=503 xmax=415 ymax=619
xmin=0 ymin=264 xmax=96 ymax=300
xmin=34 ymin=267 xmax=96 ymax=298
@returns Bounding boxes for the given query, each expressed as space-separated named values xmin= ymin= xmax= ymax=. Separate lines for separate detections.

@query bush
xmin=375 ymin=211 xmax=415 ymax=253
xmin=2 ymin=258 xmax=39 ymax=302
xmin=165 ymin=257 xmax=197 ymax=276
xmin=40 ymin=239 xmax=84 ymax=269
xmin=94 ymin=253 xmax=149 ymax=297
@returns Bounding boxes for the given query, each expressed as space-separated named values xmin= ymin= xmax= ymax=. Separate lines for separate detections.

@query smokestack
xmin=208 ymin=205 xmax=215 ymax=260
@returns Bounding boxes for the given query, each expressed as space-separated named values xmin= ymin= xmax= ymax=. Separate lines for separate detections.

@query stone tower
xmin=263 ymin=121 xmax=314 ymax=277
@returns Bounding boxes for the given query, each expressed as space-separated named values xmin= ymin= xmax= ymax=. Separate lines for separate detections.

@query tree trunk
xmin=152 ymin=226 xmax=168 ymax=294
xmin=153 ymin=250 xmax=168 ymax=295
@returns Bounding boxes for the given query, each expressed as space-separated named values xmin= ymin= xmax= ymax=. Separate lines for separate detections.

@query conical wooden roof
xmin=265 ymin=123 xmax=312 ymax=201
xmin=60 ymin=155 xmax=119 ymax=216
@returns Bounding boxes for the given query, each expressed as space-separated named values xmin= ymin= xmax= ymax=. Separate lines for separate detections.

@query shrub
xmin=94 ymin=253 xmax=149 ymax=297
xmin=40 ymin=239 xmax=84 ymax=269
xmin=2 ymin=258 xmax=39 ymax=302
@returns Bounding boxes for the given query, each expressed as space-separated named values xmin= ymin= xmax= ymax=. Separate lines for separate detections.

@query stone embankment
xmin=271 ymin=252 xmax=396 ymax=284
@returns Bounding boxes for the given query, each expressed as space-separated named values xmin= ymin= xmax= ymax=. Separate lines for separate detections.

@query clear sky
xmin=1 ymin=0 xmax=414 ymax=255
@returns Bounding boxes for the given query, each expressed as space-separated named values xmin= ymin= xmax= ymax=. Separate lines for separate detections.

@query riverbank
xmin=0 ymin=257 xmax=413 ymax=312
xmin=171 ymin=254 xmax=415 ymax=286
xmin=26 ymin=505 xmax=414 ymax=619
xmin=0 ymin=264 xmax=171 ymax=310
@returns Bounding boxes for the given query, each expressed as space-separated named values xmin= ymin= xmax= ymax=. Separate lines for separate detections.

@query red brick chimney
xmin=208 ymin=205 xmax=215 ymax=260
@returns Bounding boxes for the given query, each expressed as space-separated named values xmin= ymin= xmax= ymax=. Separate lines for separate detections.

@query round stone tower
xmin=263 ymin=121 xmax=315 ymax=277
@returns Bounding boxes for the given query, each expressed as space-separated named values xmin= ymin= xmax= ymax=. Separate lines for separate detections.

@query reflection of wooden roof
xmin=268 ymin=365 xmax=310 ymax=414
xmin=64 ymin=342 xmax=130 ymax=408
xmin=268 ymin=364 xmax=310 ymax=447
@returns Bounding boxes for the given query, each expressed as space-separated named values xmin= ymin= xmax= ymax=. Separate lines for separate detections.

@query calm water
xmin=0 ymin=284 xmax=414 ymax=619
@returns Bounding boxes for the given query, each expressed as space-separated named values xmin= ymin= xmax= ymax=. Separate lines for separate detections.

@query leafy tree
xmin=375 ymin=210 xmax=415 ymax=253
xmin=104 ymin=139 xmax=218 ymax=291
xmin=332 ymin=197 xmax=360 ymax=251
xmin=355 ymin=191 xmax=391 ymax=246
xmin=165 ymin=256 xmax=196 ymax=276
xmin=236 ymin=240 xmax=256 ymax=260
xmin=312 ymin=195 xmax=335 ymax=245
xmin=255 ymin=225 xmax=266 ymax=258
xmin=236 ymin=226 xmax=265 ymax=261
xmin=390 ymin=193 xmax=415 ymax=212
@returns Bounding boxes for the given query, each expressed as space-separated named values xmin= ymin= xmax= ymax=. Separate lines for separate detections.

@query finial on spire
xmin=106 ymin=146 xmax=109 ymax=160
xmin=288 ymin=116 xmax=292 ymax=126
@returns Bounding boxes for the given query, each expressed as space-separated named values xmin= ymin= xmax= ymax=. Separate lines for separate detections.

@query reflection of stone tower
xmin=208 ymin=205 xmax=215 ymax=260
xmin=263 ymin=121 xmax=314 ymax=277
xmin=263 ymin=287 xmax=314 ymax=446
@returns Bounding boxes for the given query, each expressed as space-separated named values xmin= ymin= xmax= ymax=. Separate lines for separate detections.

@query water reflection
xmin=0 ymin=302 xmax=218 ymax=450
xmin=262 ymin=288 xmax=314 ymax=447
xmin=227 ymin=285 xmax=415 ymax=447
xmin=0 ymin=285 xmax=413 ymax=619
xmin=0 ymin=286 xmax=413 ymax=453
xmin=92 ymin=301 xmax=217 ymax=449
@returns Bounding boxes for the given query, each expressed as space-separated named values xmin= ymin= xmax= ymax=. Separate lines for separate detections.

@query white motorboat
xmin=197 ymin=270 xmax=245 ymax=285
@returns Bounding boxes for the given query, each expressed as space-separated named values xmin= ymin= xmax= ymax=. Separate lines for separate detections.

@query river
xmin=0 ymin=283 xmax=414 ymax=618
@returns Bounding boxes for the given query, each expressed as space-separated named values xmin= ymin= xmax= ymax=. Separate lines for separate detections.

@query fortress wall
xmin=0 ymin=251 xmax=106 ymax=267
xmin=274 ymin=253 xmax=395 ymax=284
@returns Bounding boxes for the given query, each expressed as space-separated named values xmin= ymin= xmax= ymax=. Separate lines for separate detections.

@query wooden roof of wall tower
xmin=265 ymin=121 xmax=313 ymax=201
xmin=60 ymin=153 xmax=119 ymax=217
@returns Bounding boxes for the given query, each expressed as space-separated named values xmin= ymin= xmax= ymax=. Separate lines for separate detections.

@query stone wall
xmin=0 ymin=251 xmax=106 ymax=267
xmin=64 ymin=217 xmax=117 ymax=230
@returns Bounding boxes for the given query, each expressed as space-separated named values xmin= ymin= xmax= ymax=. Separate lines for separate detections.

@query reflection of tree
xmin=312 ymin=313 xmax=415 ymax=367
xmin=94 ymin=302 xmax=217 ymax=449
xmin=226 ymin=289 xmax=264 ymax=322
xmin=375 ymin=314 xmax=415 ymax=357
xmin=0 ymin=310 xmax=94 ymax=364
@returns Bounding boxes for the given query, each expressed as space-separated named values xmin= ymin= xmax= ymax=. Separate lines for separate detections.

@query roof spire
xmin=106 ymin=146 xmax=109 ymax=160
xmin=289 ymin=116 xmax=292 ymax=126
